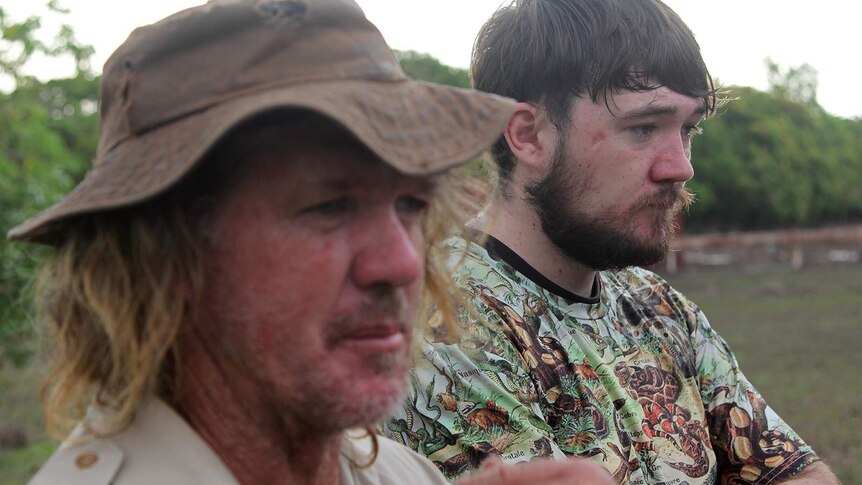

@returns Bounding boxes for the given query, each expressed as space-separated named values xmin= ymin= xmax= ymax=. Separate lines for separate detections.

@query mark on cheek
xmin=590 ymin=130 xmax=607 ymax=147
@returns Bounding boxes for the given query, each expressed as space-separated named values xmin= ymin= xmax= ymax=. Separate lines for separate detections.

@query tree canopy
xmin=0 ymin=2 xmax=98 ymax=365
xmin=395 ymin=50 xmax=471 ymax=89
xmin=686 ymin=65 xmax=862 ymax=231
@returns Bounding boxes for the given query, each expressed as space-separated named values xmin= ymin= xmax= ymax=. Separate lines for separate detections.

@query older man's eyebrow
xmin=319 ymin=175 xmax=358 ymax=191
xmin=317 ymin=172 xmax=438 ymax=192
xmin=415 ymin=176 xmax=439 ymax=193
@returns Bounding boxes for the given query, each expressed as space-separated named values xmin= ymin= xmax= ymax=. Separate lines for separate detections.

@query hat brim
xmin=9 ymin=78 xmax=515 ymax=244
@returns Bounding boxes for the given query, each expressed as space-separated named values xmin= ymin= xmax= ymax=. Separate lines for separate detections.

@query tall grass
xmin=0 ymin=363 xmax=53 ymax=485
xmin=666 ymin=263 xmax=862 ymax=484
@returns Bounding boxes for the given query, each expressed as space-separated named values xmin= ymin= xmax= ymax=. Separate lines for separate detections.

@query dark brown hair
xmin=472 ymin=0 xmax=720 ymax=181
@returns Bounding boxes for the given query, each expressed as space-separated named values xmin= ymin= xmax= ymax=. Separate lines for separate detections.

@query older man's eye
xmin=309 ymin=198 xmax=356 ymax=216
xmin=395 ymin=196 xmax=428 ymax=216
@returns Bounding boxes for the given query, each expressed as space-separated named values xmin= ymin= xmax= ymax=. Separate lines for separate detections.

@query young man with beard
xmin=11 ymin=1 xmax=619 ymax=484
xmin=385 ymin=0 xmax=840 ymax=483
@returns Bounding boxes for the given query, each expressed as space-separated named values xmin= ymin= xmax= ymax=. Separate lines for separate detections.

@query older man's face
xmin=197 ymin=125 xmax=433 ymax=431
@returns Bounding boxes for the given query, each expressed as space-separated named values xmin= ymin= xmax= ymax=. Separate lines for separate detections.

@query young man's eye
xmin=630 ymin=124 xmax=656 ymax=137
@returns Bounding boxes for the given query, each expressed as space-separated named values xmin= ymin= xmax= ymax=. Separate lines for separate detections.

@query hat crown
xmin=98 ymin=0 xmax=405 ymax=160
xmin=9 ymin=0 xmax=516 ymax=245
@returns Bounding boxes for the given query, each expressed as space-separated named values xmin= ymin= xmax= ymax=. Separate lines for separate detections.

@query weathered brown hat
xmin=9 ymin=0 xmax=515 ymax=243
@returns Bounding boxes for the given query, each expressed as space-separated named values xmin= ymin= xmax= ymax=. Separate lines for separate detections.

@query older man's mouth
xmin=330 ymin=322 xmax=408 ymax=352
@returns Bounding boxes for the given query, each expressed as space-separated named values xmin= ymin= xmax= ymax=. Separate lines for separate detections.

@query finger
xmin=456 ymin=457 xmax=615 ymax=485
xmin=499 ymin=461 xmax=608 ymax=482
xmin=478 ymin=455 xmax=503 ymax=469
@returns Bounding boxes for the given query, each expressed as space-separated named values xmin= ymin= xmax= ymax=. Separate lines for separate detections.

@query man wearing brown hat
xmin=11 ymin=0 xmax=621 ymax=484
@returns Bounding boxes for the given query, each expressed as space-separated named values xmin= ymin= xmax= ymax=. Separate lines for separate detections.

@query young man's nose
xmin=650 ymin=134 xmax=695 ymax=184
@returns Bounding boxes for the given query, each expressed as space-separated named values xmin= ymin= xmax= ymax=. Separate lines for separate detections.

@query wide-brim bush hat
xmin=9 ymin=0 xmax=516 ymax=244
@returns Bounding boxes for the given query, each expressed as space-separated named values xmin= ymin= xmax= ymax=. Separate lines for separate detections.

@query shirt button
xmin=75 ymin=452 xmax=99 ymax=469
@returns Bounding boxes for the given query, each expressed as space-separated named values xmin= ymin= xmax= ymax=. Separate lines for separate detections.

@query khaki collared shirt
xmin=29 ymin=399 xmax=447 ymax=484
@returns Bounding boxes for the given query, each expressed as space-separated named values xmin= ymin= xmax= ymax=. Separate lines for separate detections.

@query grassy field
xmin=0 ymin=363 xmax=53 ymax=484
xmin=665 ymin=263 xmax=862 ymax=484
xmin=1 ymin=264 xmax=860 ymax=483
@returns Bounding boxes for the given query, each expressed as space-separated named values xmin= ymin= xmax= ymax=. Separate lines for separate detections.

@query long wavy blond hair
xmin=36 ymin=111 xmax=485 ymax=440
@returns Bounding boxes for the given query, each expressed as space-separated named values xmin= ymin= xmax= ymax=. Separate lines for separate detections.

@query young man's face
xmin=532 ymin=86 xmax=704 ymax=270
xmin=197 ymin=124 xmax=434 ymax=431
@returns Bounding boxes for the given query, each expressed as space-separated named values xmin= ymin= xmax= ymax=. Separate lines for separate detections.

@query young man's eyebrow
xmin=618 ymin=105 xmax=706 ymax=121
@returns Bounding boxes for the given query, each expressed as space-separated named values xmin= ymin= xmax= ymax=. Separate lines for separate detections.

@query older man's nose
xmin=351 ymin=211 xmax=424 ymax=289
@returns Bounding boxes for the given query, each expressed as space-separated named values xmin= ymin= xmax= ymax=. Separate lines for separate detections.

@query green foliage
xmin=396 ymin=50 xmax=490 ymax=177
xmin=766 ymin=58 xmax=819 ymax=108
xmin=0 ymin=3 xmax=98 ymax=366
xmin=395 ymin=50 xmax=471 ymax=89
xmin=687 ymin=77 xmax=862 ymax=232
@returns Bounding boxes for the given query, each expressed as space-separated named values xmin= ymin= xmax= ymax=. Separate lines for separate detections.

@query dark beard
xmin=526 ymin=140 xmax=693 ymax=271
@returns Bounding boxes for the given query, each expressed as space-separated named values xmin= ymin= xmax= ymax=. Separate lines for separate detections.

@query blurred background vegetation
xmin=1 ymin=1 xmax=98 ymax=368
xmin=1 ymin=2 xmax=860 ymax=484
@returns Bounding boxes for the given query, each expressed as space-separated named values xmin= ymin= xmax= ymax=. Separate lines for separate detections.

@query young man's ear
xmin=503 ymin=102 xmax=557 ymax=174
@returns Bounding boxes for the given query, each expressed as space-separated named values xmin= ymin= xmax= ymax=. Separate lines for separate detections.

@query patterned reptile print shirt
xmin=385 ymin=234 xmax=819 ymax=484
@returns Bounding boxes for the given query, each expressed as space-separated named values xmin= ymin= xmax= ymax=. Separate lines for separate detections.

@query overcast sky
xmin=5 ymin=0 xmax=861 ymax=118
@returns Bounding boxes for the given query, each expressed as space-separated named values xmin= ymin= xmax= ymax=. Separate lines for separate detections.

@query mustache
xmin=325 ymin=291 xmax=412 ymax=343
xmin=630 ymin=185 xmax=695 ymax=214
